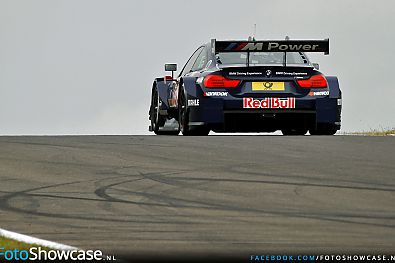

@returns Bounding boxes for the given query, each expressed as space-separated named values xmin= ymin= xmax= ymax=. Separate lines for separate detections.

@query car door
xmin=169 ymin=47 xmax=204 ymax=107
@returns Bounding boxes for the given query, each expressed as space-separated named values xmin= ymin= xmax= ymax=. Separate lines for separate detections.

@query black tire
xmin=189 ymin=127 xmax=210 ymax=136
xmin=309 ymin=124 xmax=338 ymax=136
xmin=281 ymin=128 xmax=308 ymax=136
xmin=150 ymin=88 xmax=179 ymax=136
xmin=178 ymin=87 xmax=209 ymax=136
xmin=155 ymin=130 xmax=180 ymax=135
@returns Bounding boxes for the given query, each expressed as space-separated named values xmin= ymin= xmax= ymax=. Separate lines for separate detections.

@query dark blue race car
xmin=149 ymin=38 xmax=342 ymax=136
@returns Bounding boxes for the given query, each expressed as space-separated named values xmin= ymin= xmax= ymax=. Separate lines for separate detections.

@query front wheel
xmin=150 ymin=88 xmax=179 ymax=135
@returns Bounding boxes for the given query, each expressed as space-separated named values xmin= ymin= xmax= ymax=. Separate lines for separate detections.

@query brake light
xmin=203 ymin=75 xmax=241 ymax=88
xmin=296 ymin=74 xmax=328 ymax=88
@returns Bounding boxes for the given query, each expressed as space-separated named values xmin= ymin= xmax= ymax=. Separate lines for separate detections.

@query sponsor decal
xmin=187 ymin=99 xmax=200 ymax=107
xmin=229 ymin=72 xmax=263 ymax=76
xmin=224 ymin=42 xmax=262 ymax=51
xmin=308 ymin=91 xmax=330 ymax=96
xmin=276 ymin=72 xmax=308 ymax=76
xmin=243 ymin=97 xmax=295 ymax=109
xmin=267 ymin=42 xmax=320 ymax=52
xmin=263 ymin=83 xmax=273 ymax=89
xmin=224 ymin=42 xmax=321 ymax=52
xmin=229 ymin=71 xmax=307 ymax=77
xmin=252 ymin=82 xmax=285 ymax=91
xmin=204 ymin=92 xmax=228 ymax=97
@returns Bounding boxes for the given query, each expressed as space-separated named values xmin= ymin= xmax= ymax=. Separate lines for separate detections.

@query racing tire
xmin=189 ymin=127 xmax=210 ymax=136
xmin=281 ymin=128 xmax=308 ymax=136
xmin=309 ymin=124 xmax=338 ymax=136
xmin=150 ymin=88 xmax=179 ymax=136
xmin=178 ymin=88 xmax=209 ymax=136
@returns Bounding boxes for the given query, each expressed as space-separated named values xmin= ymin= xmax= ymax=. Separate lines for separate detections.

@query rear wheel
xmin=178 ymin=88 xmax=209 ymax=136
xmin=150 ymin=88 xmax=179 ymax=135
xmin=281 ymin=128 xmax=308 ymax=136
xmin=309 ymin=124 xmax=338 ymax=135
xmin=190 ymin=127 xmax=210 ymax=136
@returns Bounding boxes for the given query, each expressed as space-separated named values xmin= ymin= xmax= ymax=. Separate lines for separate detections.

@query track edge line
xmin=0 ymin=228 xmax=77 ymax=251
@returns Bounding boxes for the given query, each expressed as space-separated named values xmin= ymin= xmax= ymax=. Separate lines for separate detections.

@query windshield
xmin=216 ymin=52 xmax=307 ymax=66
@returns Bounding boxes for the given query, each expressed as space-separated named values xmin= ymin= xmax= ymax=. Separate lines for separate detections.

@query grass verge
xmin=0 ymin=236 xmax=49 ymax=251
xmin=352 ymin=128 xmax=395 ymax=136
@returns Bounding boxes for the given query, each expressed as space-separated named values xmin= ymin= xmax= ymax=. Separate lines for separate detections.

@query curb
xmin=0 ymin=228 xmax=77 ymax=251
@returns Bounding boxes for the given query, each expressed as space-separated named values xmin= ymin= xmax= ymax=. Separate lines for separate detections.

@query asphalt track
xmin=0 ymin=136 xmax=394 ymax=260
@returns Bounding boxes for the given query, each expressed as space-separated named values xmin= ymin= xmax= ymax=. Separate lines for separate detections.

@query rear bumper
xmin=187 ymin=96 xmax=341 ymax=132
xmin=221 ymin=109 xmax=316 ymax=132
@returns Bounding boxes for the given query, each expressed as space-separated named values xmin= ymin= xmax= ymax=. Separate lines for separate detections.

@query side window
xmin=191 ymin=47 xmax=208 ymax=72
xmin=180 ymin=47 xmax=204 ymax=76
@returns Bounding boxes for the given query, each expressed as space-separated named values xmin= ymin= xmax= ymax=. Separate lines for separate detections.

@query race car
xmin=149 ymin=38 xmax=342 ymax=136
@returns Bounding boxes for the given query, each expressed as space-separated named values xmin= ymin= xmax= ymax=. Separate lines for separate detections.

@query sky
xmin=0 ymin=0 xmax=394 ymax=135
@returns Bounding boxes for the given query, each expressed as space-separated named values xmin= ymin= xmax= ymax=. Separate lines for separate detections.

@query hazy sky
xmin=1 ymin=0 xmax=394 ymax=135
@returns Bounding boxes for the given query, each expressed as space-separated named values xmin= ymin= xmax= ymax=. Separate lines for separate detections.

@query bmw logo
xmin=266 ymin=70 xmax=272 ymax=77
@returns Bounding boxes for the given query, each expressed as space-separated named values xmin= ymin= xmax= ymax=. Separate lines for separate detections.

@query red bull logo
xmin=243 ymin=97 xmax=296 ymax=109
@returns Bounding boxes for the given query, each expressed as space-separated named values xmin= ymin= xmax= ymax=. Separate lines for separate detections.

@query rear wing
xmin=212 ymin=39 xmax=329 ymax=55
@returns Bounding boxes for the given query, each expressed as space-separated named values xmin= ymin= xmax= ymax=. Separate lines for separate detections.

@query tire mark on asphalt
xmin=92 ymin=170 xmax=395 ymax=228
xmin=2 ymin=168 xmax=395 ymax=229
xmin=0 ymin=139 xmax=177 ymax=149
xmin=0 ymin=174 xmax=199 ymax=224
xmin=169 ymin=175 xmax=395 ymax=193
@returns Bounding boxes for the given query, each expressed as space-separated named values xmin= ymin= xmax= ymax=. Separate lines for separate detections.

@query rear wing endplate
xmin=212 ymin=39 xmax=329 ymax=55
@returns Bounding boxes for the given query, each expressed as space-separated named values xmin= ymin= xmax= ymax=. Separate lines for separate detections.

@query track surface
xmin=0 ymin=136 xmax=394 ymax=257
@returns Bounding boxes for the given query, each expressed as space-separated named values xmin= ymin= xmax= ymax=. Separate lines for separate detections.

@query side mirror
xmin=312 ymin=63 xmax=320 ymax=70
xmin=165 ymin=63 xmax=177 ymax=80
xmin=165 ymin=63 xmax=177 ymax=72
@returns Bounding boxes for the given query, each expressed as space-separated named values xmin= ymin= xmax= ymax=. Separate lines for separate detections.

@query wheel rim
xmin=178 ymin=90 xmax=187 ymax=133
xmin=151 ymin=90 xmax=160 ymax=131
